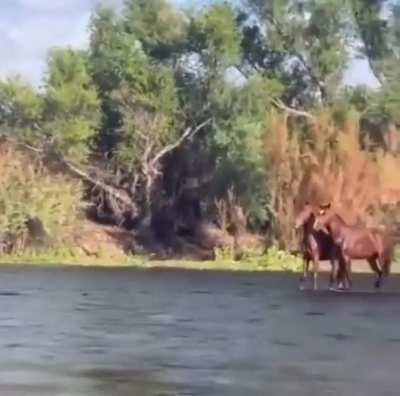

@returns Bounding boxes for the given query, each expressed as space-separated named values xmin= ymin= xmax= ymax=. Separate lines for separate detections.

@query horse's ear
xmin=319 ymin=202 xmax=331 ymax=210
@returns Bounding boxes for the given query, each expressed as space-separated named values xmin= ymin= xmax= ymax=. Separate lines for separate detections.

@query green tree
xmin=123 ymin=0 xmax=188 ymax=62
xmin=89 ymin=6 xmax=146 ymax=93
xmin=188 ymin=3 xmax=242 ymax=71
xmin=43 ymin=48 xmax=100 ymax=160
xmin=89 ymin=5 xmax=154 ymax=157
xmin=110 ymin=62 xmax=184 ymax=208
xmin=0 ymin=76 xmax=43 ymax=143
xmin=88 ymin=4 xmax=187 ymax=210
xmin=242 ymin=0 xmax=349 ymax=105
xmin=346 ymin=1 xmax=400 ymax=148
xmin=350 ymin=0 xmax=390 ymax=85
xmin=208 ymin=74 xmax=284 ymax=227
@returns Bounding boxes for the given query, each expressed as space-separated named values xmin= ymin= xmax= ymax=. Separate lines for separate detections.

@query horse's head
xmin=314 ymin=202 xmax=334 ymax=232
xmin=294 ymin=202 xmax=315 ymax=230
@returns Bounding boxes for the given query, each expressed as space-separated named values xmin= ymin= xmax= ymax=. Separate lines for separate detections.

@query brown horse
xmin=314 ymin=205 xmax=394 ymax=289
xmin=294 ymin=202 xmax=348 ymax=290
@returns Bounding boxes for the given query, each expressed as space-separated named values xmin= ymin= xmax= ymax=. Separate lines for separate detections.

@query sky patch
xmin=0 ymin=0 xmax=379 ymax=88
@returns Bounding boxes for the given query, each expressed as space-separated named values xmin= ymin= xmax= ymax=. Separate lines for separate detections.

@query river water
xmin=0 ymin=265 xmax=400 ymax=395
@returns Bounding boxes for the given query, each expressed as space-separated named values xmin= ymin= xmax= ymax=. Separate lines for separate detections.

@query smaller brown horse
xmin=295 ymin=202 xmax=348 ymax=290
xmin=314 ymin=205 xmax=394 ymax=289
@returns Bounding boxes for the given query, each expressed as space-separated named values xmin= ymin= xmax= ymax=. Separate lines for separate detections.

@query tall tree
xmin=348 ymin=0 xmax=400 ymax=150
xmin=0 ymin=76 xmax=43 ymax=143
xmin=43 ymin=48 xmax=100 ymax=161
xmin=123 ymin=0 xmax=188 ymax=62
xmin=242 ymin=0 xmax=349 ymax=105
xmin=350 ymin=0 xmax=390 ymax=85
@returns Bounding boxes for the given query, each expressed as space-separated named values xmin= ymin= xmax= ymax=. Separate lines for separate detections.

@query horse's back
xmin=343 ymin=227 xmax=390 ymax=259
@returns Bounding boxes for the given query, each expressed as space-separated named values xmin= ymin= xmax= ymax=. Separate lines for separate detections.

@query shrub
xmin=251 ymin=245 xmax=303 ymax=271
xmin=214 ymin=245 xmax=235 ymax=262
xmin=0 ymin=144 xmax=83 ymax=252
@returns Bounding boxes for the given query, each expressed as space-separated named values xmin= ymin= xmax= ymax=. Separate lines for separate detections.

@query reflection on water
xmin=0 ymin=266 xmax=400 ymax=395
xmin=0 ymin=364 xmax=184 ymax=396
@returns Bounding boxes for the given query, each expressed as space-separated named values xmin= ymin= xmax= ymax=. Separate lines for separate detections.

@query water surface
xmin=1 ymin=266 xmax=400 ymax=395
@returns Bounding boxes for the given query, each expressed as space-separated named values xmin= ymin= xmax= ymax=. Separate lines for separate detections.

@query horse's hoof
xmin=299 ymin=284 xmax=305 ymax=291
xmin=335 ymin=283 xmax=348 ymax=292
xmin=329 ymin=286 xmax=336 ymax=291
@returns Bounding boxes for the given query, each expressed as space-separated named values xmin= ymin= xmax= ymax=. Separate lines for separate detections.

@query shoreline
xmin=0 ymin=256 xmax=398 ymax=274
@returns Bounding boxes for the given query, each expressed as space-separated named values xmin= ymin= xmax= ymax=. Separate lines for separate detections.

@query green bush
xmin=214 ymin=245 xmax=235 ymax=262
xmin=251 ymin=246 xmax=303 ymax=272
xmin=0 ymin=147 xmax=83 ymax=252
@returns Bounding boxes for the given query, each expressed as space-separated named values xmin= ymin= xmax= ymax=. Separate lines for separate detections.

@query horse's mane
xmin=304 ymin=210 xmax=316 ymax=227
xmin=332 ymin=211 xmax=347 ymax=224
xmin=329 ymin=211 xmax=354 ymax=228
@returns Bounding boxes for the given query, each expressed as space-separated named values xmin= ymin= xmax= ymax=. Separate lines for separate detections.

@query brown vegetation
xmin=0 ymin=142 xmax=83 ymax=254
xmin=265 ymin=109 xmax=400 ymax=249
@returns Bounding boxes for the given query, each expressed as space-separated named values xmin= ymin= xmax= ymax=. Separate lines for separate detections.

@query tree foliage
xmin=0 ymin=77 xmax=43 ymax=141
xmin=124 ymin=0 xmax=188 ymax=61
xmin=43 ymin=48 xmax=100 ymax=160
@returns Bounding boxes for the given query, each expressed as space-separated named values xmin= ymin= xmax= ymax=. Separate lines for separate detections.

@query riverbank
xmin=0 ymin=254 xmax=294 ymax=272
xmin=0 ymin=251 xmax=398 ymax=273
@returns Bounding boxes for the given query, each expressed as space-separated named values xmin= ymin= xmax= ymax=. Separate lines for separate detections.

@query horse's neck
xmin=329 ymin=214 xmax=349 ymax=240
xmin=303 ymin=215 xmax=315 ymax=237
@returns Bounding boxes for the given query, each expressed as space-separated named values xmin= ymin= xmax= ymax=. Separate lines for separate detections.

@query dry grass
xmin=0 ymin=142 xmax=83 ymax=253
xmin=264 ymin=109 xmax=400 ymax=248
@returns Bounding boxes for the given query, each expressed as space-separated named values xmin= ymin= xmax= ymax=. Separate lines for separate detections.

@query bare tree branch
xmin=61 ymin=159 xmax=135 ymax=208
xmin=150 ymin=118 xmax=212 ymax=167
xmin=1 ymin=135 xmax=137 ymax=211
xmin=271 ymin=98 xmax=315 ymax=120
xmin=0 ymin=136 xmax=42 ymax=153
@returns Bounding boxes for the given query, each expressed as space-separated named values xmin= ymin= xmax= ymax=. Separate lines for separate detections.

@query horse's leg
xmin=338 ymin=255 xmax=352 ymax=290
xmin=344 ymin=259 xmax=352 ymax=290
xmin=299 ymin=256 xmax=310 ymax=290
xmin=383 ymin=257 xmax=392 ymax=276
xmin=335 ymin=252 xmax=347 ymax=290
xmin=328 ymin=256 xmax=337 ymax=290
xmin=377 ymin=254 xmax=390 ymax=289
xmin=367 ymin=257 xmax=382 ymax=289
xmin=382 ymin=257 xmax=392 ymax=287
xmin=336 ymin=262 xmax=345 ymax=289
xmin=312 ymin=256 xmax=319 ymax=291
